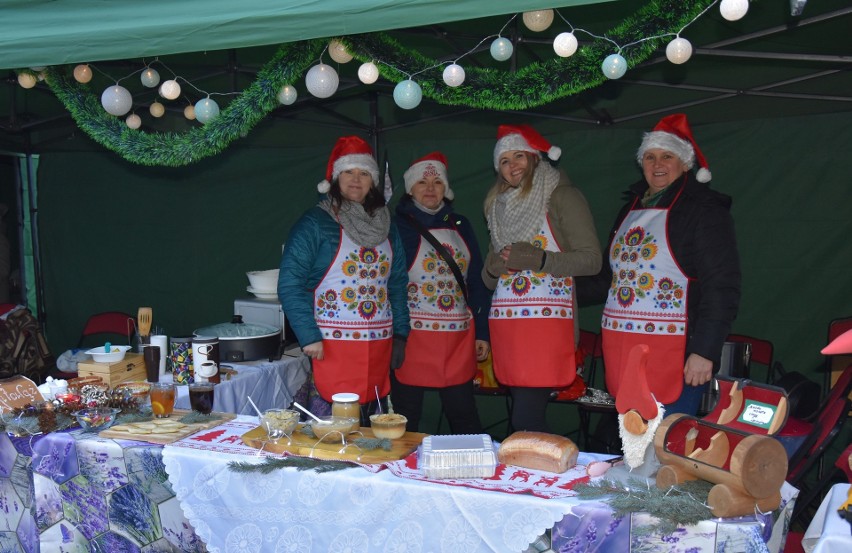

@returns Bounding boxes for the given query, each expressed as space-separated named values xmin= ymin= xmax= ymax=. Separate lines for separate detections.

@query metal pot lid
xmin=193 ymin=318 xmax=280 ymax=339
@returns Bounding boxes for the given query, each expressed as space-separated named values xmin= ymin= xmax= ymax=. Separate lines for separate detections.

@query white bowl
xmin=246 ymin=269 xmax=279 ymax=292
xmin=85 ymin=345 xmax=132 ymax=363
xmin=247 ymin=286 xmax=278 ymax=300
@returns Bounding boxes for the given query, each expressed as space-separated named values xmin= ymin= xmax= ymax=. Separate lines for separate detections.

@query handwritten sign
xmin=736 ymin=399 xmax=776 ymax=430
xmin=0 ymin=376 xmax=44 ymax=412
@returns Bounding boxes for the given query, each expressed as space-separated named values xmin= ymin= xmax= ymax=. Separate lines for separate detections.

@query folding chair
xmin=573 ymin=331 xmax=618 ymax=452
xmin=76 ymin=311 xmax=136 ymax=349
xmin=726 ymin=333 xmax=774 ymax=382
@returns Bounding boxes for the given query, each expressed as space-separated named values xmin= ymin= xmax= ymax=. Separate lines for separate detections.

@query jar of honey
xmin=331 ymin=393 xmax=360 ymax=429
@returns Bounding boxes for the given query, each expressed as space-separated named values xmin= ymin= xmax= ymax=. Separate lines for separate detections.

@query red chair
xmin=574 ymin=330 xmax=618 ymax=452
xmin=726 ymin=333 xmax=774 ymax=382
xmin=76 ymin=311 xmax=136 ymax=349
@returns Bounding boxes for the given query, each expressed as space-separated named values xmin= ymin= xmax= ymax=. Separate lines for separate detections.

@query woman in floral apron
xmin=483 ymin=125 xmax=601 ymax=432
xmin=578 ymin=113 xmax=741 ymax=417
xmin=279 ymin=136 xmax=409 ymax=418
xmin=392 ymin=152 xmax=491 ymax=434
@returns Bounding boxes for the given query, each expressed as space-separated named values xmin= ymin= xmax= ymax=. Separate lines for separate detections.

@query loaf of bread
xmin=498 ymin=431 xmax=579 ymax=473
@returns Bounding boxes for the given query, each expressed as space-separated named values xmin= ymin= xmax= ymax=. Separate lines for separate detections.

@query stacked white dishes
xmin=246 ymin=269 xmax=279 ymax=299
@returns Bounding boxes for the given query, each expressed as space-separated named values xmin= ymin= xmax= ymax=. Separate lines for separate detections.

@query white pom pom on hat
xmin=318 ymin=135 xmax=380 ymax=193
xmin=636 ymin=113 xmax=712 ymax=183
xmin=493 ymin=124 xmax=561 ymax=170
xmin=403 ymin=151 xmax=453 ymax=200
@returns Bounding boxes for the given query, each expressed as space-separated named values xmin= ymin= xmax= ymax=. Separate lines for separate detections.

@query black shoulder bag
xmin=404 ymin=214 xmax=469 ymax=304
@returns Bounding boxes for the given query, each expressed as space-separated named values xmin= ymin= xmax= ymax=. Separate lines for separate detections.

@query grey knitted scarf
xmin=319 ymin=198 xmax=391 ymax=248
xmin=486 ymin=162 xmax=561 ymax=251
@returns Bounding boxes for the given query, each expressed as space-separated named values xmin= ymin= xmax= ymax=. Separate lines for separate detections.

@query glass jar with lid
xmin=331 ymin=392 xmax=360 ymax=423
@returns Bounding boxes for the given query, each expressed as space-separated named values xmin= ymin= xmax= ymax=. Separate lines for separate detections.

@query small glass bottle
xmin=331 ymin=392 xmax=360 ymax=430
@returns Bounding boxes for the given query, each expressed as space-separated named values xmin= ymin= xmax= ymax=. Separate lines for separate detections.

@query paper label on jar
xmin=737 ymin=400 xmax=776 ymax=429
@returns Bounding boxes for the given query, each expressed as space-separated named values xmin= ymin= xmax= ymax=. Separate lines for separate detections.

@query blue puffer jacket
xmin=394 ymin=197 xmax=491 ymax=342
xmin=278 ymin=205 xmax=410 ymax=348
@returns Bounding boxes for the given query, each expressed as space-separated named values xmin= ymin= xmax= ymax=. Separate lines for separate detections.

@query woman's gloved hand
xmin=485 ymin=251 xmax=508 ymax=279
xmin=390 ymin=335 xmax=408 ymax=370
xmin=507 ymin=241 xmax=547 ymax=271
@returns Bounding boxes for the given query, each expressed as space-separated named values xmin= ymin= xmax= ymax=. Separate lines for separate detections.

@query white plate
xmin=247 ymin=286 xmax=278 ymax=300
xmin=85 ymin=344 xmax=132 ymax=363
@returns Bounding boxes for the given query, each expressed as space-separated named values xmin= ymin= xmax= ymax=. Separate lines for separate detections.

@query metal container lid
xmin=194 ymin=316 xmax=280 ymax=340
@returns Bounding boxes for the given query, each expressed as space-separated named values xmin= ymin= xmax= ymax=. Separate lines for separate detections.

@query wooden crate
xmin=78 ymin=353 xmax=146 ymax=387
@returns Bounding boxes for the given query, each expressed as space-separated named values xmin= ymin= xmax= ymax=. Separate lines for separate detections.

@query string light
xmin=100 ymin=85 xmax=133 ymax=116
xmin=553 ymin=32 xmax=579 ymax=57
xmin=522 ymin=10 xmax=554 ymax=32
xmin=305 ymin=63 xmax=339 ymax=98
xmin=125 ymin=113 xmax=142 ymax=129
xmin=357 ymin=61 xmax=380 ymax=84
xmin=442 ymin=63 xmax=465 ymax=87
xmin=666 ymin=37 xmax=693 ymax=64
xmin=149 ymin=101 xmax=165 ymax=117
xmin=140 ymin=67 xmax=160 ymax=88
xmin=277 ymin=84 xmax=298 ymax=105
xmin=17 ymin=73 xmax=37 ymax=89
xmin=194 ymin=97 xmax=220 ymax=124
xmin=601 ymin=53 xmax=627 ymax=79
xmin=720 ymin=0 xmax=749 ymax=21
xmin=393 ymin=79 xmax=422 ymax=109
xmin=159 ymin=79 xmax=181 ymax=100
xmin=328 ymin=39 xmax=353 ymax=63
xmin=183 ymin=104 xmax=196 ymax=120
xmin=490 ymin=37 xmax=513 ymax=61
xmin=73 ymin=64 xmax=93 ymax=83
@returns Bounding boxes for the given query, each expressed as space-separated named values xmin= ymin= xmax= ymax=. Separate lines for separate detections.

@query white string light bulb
xmin=393 ymin=79 xmax=422 ymax=109
xmin=601 ymin=53 xmax=628 ymax=79
xmin=194 ymin=98 xmax=220 ymax=124
xmin=17 ymin=73 xmax=37 ymax=89
xmin=328 ymin=39 xmax=353 ymax=63
xmin=159 ymin=79 xmax=181 ymax=100
xmin=357 ymin=61 xmax=380 ymax=84
xmin=665 ymin=37 xmax=693 ymax=64
xmin=125 ymin=114 xmax=142 ymax=129
xmin=720 ymin=0 xmax=749 ymax=22
xmin=184 ymin=105 xmax=196 ymax=120
xmin=140 ymin=67 xmax=160 ymax=88
xmin=490 ymin=37 xmax=514 ymax=61
xmin=73 ymin=64 xmax=93 ymax=83
xmin=305 ymin=63 xmax=339 ymax=98
xmin=277 ymin=85 xmax=298 ymax=105
xmin=149 ymin=101 xmax=165 ymax=118
xmin=522 ymin=10 xmax=554 ymax=32
xmin=553 ymin=32 xmax=579 ymax=57
xmin=100 ymin=85 xmax=133 ymax=115
xmin=442 ymin=63 xmax=466 ymax=87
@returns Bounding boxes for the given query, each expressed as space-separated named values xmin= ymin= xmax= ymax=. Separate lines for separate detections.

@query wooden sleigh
xmin=653 ymin=376 xmax=790 ymax=518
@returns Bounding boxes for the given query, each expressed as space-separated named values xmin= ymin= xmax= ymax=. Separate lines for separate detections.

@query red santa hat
xmin=636 ymin=113 xmax=712 ymax=183
xmin=317 ymin=135 xmax=380 ymax=194
xmin=403 ymin=151 xmax=453 ymax=200
xmin=493 ymin=124 xmax=562 ymax=170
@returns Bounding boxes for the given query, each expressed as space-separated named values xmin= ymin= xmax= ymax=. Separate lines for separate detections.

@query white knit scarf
xmin=486 ymin=162 xmax=561 ymax=251
xmin=319 ymin=198 xmax=391 ymax=248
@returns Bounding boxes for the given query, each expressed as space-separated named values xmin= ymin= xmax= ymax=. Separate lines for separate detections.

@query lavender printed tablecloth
xmin=0 ymin=429 xmax=203 ymax=552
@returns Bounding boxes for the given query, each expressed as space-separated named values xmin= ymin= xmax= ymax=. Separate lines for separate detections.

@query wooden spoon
xmin=137 ymin=307 xmax=152 ymax=337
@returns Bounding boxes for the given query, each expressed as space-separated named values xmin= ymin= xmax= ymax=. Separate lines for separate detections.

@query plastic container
xmin=419 ymin=434 xmax=497 ymax=479
xmin=369 ymin=413 xmax=407 ymax=439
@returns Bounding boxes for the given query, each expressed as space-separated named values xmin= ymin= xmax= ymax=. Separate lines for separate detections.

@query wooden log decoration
xmin=654 ymin=413 xmax=788 ymax=517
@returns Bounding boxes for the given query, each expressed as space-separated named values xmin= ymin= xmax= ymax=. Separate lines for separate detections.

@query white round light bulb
xmin=277 ymin=85 xmax=298 ymax=105
xmin=305 ymin=63 xmax=339 ymax=99
xmin=149 ymin=101 xmax=165 ymax=118
xmin=442 ymin=63 xmax=465 ymax=87
xmin=184 ymin=105 xmax=196 ymax=120
xmin=553 ymin=32 xmax=579 ymax=58
xmin=140 ymin=67 xmax=160 ymax=88
xmin=125 ymin=114 xmax=142 ymax=129
xmin=393 ymin=80 xmax=422 ymax=110
xmin=522 ymin=10 xmax=554 ymax=32
xmin=17 ymin=73 xmax=37 ymax=89
xmin=490 ymin=37 xmax=514 ymax=62
xmin=666 ymin=37 xmax=693 ymax=65
xmin=357 ymin=62 xmax=379 ymax=84
xmin=159 ymin=79 xmax=181 ymax=100
xmin=720 ymin=0 xmax=749 ymax=22
xmin=601 ymin=53 xmax=628 ymax=79
xmin=194 ymin=98 xmax=220 ymax=124
xmin=100 ymin=85 xmax=133 ymax=116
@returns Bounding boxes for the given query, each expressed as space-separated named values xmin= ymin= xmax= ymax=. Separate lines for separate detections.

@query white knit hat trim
xmin=636 ymin=131 xmax=695 ymax=169
xmin=493 ymin=134 xmax=539 ymax=169
xmin=403 ymin=160 xmax=452 ymax=200
xmin=324 ymin=153 xmax=379 ymax=191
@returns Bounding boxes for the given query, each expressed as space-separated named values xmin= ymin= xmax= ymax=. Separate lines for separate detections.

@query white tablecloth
xmin=163 ymin=417 xmax=795 ymax=553
xmin=172 ymin=353 xmax=309 ymax=414
xmin=803 ymin=483 xmax=852 ymax=553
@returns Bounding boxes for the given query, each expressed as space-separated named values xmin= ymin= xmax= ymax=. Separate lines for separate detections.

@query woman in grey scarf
xmin=483 ymin=124 xmax=601 ymax=433
xmin=279 ymin=136 xmax=409 ymax=422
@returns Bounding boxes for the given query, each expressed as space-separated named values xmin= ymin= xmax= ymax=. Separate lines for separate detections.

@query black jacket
xmin=576 ymin=172 xmax=741 ymax=366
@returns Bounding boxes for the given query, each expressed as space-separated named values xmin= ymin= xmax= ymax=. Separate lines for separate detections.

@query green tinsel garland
xmin=32 ymin=0 xmax=710 ymax=167
xmin=229 ymin=456 xmax=356 ymax=474
xmin=575 ymin=478 xmax=715 ymax=536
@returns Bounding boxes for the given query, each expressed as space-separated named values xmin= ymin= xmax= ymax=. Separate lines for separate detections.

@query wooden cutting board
xmin=99 ymin=410 xmax=236 ymax=444
xmin=241 ymin=424 xmax=428 ymax=464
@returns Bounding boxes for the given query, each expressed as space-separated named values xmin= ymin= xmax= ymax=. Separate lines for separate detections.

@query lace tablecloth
xmin=162 ymin=417 xmax=796 ymax=553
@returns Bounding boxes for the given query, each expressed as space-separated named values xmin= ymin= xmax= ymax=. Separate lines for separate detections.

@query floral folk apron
xmin=489 ymin=218 xmax=576 ymax=388
xmin=395 ymin=228 xmax=476 ymax=388
xmin=312 ymin=229 xmax=394 ymax=403
xmin=601 ymin=191 xmax=689 ymax=404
